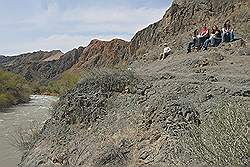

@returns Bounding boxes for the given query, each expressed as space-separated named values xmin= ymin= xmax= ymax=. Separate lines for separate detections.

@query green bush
xmin=47 ymin=72 xmax=81 ymax=95
xmin=177 ymin=103 xmax=249 ymax=166
xmin=0 ymin=93 xmax=15 ymax=106
xmin=0 ymin=70 xmax=32 ymax=107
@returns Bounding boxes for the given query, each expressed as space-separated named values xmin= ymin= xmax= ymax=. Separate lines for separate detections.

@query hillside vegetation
xmin=46 ymin=72 xmax=81 ymax=96
xmin=0 ymin=70 xmax=32 ymax=108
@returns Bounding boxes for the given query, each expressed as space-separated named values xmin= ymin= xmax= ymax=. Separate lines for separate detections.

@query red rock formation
xmin=71 ymin=39 xmax=130 ymax=72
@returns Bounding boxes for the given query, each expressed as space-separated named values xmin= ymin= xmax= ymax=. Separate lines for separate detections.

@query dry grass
xmin=175 ymin=102 xmax=249 ymax=166
xmin=8 ymin=121 xmax=42 ymax=153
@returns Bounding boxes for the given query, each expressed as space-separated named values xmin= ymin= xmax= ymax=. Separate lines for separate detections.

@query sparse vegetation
xmin=53 ymin=68 xmax=138 ymax=126
xmin=30 ymin=72 xmax=81 ymax=96
xmin=78 ymin=68 xmax=137 ymax=93
xmin=47 ymin=72 xmax=81 ymax=95
xmin=8 ymin=121 xmax=42 ymax=153
xmin=0 ymin=70 xmax=32 ymax=108
xmin=176 ymin=103 xmax=249 ymax=167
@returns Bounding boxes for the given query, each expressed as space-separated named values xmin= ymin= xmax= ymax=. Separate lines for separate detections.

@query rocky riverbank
xmin=18 ymin=39 xmax=250 ymax=167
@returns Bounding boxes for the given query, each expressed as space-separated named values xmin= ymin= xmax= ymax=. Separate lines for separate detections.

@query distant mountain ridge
xmin=69 ymin=39 xmax=130 ymax=72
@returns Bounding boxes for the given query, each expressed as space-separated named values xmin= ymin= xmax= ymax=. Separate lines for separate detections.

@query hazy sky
xmin=0 ymin=0 xmax=171 ymax=55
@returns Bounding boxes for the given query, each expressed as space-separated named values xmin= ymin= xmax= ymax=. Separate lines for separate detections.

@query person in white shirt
xmin=160 ymin=44 xmax=171 ymax=60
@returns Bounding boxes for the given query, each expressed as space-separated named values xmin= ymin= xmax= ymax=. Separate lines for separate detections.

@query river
xmin=0 ymin=95 xmax=58 ymax=167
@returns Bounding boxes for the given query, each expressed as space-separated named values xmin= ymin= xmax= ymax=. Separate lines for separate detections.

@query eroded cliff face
xmin=70 ymin=39 xmax=130 ymax=72
xmin=1 ymin=39 xmax=130 ymax=83
xmin=0 ymin=49 xmax=84 ymax=83
xmin=130 ymin=0 xmax=249 ymax=61
xmin=1 ymin=50 xmax=63 ymax=81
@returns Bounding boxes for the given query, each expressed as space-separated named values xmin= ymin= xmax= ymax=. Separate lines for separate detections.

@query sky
xmin=0 ymin=0 xmax=172 ymax=56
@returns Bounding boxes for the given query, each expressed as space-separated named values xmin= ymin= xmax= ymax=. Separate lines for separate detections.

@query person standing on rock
xmin=222 ymin=19 xmax=234 ymax=42
xmin=187 ymin=29 xmax=199 ymax=53
xmin=160 ymin=43 xmax=171 ymax=60
xmin=203 ymin=25 xmax=222 ymax=50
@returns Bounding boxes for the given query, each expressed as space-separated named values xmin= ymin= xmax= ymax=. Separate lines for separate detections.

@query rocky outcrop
xmin=18 ymin=41 xmax=250 ymax=167
xmin=130 ymin=0 xmax=249 ymax=61
xmin=70 ymin=39 xmax=130 ymax=72
xmin=0 ymin=55 xmax=7 ymax=69
xmin=0 ymin=55 xmax=6 ymax=63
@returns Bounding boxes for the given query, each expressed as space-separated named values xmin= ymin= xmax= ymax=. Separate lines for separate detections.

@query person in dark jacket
xmin=203 ymin=25 xmax=222 ymax=50
xmin=222 ymin=19 xmax=234 ymax=42
xmin=187 ymin=29 xmax=199 ymax=53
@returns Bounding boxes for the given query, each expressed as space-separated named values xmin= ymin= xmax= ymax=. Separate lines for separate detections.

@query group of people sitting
xmin=187 ymin=19 xmax=234 ymax=53
xmin=160 ymin=20 xmax=235 ymax=60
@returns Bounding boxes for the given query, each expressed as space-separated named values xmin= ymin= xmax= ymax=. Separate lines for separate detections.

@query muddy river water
xmin=0 ymin=95 xmax=58 ymax=167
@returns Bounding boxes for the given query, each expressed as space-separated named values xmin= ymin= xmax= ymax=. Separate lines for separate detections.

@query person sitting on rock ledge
xmin=203 ymin=25 xmax=222 ymax=50
xmin=160 ymin=43 xmax=171 ymax=60
xmin=222 ymin=19 xmax=234 ymax=42
xmin=197 ymin=23 xmax=210 ymax=47
xmin=187 ymin=29 xmax=199 ymax=53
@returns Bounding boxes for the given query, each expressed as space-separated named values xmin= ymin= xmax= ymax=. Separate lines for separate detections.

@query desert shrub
xmin=53 ymin=68 xmax=139 ymax=126
xmin=8 ymin=121 xmax=42 ymax=153
xmin=177 ymin=103 xmax=249 ymax=166
xmin=94 ymin=140 xmax=132 ymax=167
xmin=0 ymin=70 xmax=31 ymax=91
xmin=77 ymin=68 xmax=137 ymax=93
xmin=0 ymin=93 xmax=15 ymax=107
xmin=0 ymin=70 xmax=32 ymax=107
xmin=47 ymin=72 xmax=81 ymax=95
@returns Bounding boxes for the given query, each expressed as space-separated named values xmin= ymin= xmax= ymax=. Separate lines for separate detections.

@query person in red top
xmin=186 ymin=23 xmax=209 ymax=53
xmin=200 ymin=24 xmax=209 ymax=37
xmin=198 ymin=23 xmax=210 ymax=47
